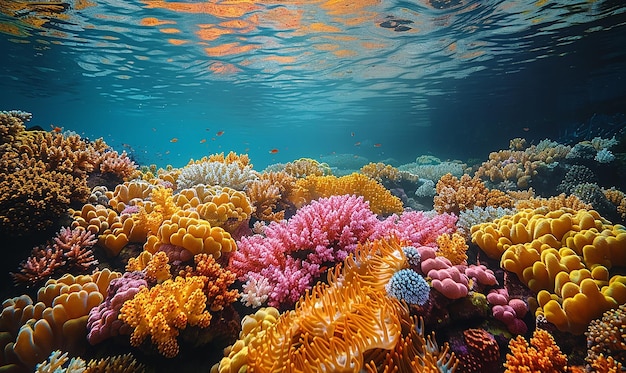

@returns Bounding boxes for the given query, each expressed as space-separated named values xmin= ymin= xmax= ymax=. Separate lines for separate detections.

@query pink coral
xmin=421 ymin=256 xmax=471 ymax=300
xmin=465 ymin=264 xmax=498 ymax=286
xmin=229 ymin=195 xmax=380 ymax=308
xmin=373 ymin=210 xmax=458 ymax=247
xmin=487 ymin=288 xmax=528 ymax=335
xmin=11 ymin=227 xmax=98 ymax=286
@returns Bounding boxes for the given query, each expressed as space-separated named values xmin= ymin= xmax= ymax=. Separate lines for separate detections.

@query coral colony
xmin=1 ymin=109 xmax=626 ymax=372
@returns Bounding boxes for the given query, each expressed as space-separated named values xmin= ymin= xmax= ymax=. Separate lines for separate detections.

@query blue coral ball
xmin=402 ymin=245 xmax=421 ymax=268
xmin=385 ymin=268 xmax=430 ymax=305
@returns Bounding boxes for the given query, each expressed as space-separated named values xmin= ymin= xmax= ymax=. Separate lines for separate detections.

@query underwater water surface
xmin=1 ymin=0 xmax=625 ymax=167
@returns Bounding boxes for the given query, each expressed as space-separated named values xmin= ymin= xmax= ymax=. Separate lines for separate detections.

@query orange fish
xmin=200 ymin=139 xmax=206 ymax=143
xmin=374 ymin=143 xmax=382 ymax=147
xmin=170 ymin=138 xmax=178 ymax=143
xmin=354 ymin=142 xmax=361 ymax=146
xmin=216 ymin=131 xmax=224 ymax=136
xmin=269 ymin=148 xmax=279 ymax=154
xmin=50 ymin=125 xmax=62 ymax=133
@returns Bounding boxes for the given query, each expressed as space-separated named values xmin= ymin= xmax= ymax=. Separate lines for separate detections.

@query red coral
xmin=10 ymin=246 xmax=65 ymax=286
xmin=180 ymin=254 xmax=239 ymax=312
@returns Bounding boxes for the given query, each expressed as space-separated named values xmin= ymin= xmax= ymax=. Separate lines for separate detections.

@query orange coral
xmin=436 ymin=232 xmax=469 ymax=265
xmin=434 ymin=173 xmax=513 ymax=215
xmin=504 ymin=329 xmax=567 ymax=372
xmin=514 ymin=193 xmax=592 ymax=211
xmin=119 ymin=275 xmax=212 ymax=358
xmin=604 ymin=187 xmax=626 ymax=220
xmin=289 ymin=172 xmax=403 ymax=215
xmin=215 ymin=238 xmax=457 ymax=372
xmin=127 ymin=251 xmax=172 ymax=283
xmin=179 ymin=253 xmax=239 ymax=311
xmin=106 ymin=180 xmax=154 ymax=213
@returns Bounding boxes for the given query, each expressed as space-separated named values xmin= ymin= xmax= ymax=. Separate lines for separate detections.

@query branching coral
xmin=246 ymin=171 xmax=298 ymax=222
xmin=177 ymin=153 xmax=258 ymax=190
xmin=11 ymin=227 xmax=98 ymax=286
xmin=434 ymin=173 xmax=513 ymax=215
xmin=179 ymin=253 xmax=239 ymax=312
xmin=230 ymin=194 xmax=381 ymax=308
xmin=504 ymin=329 xmax=567 ymax=372
xmin=360 ymin=162 xmax=401 ymax=183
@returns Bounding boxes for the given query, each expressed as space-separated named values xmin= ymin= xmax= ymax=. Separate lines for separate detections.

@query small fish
xmin=170 ymin=138 xmax=178 ymax=143
xmin=351 ymin=132 xmax=355 ymax=137
xmin=200 ymin=139 xmax=206 ymax=143
xmin=216 ymin=131 xmax=224 ymax=136
xmin=205 ymin=128 xmax=210 ymax=131
xmin=374 ymin=143 xmax=382 ymax=147
xmin=523 ymin=127 xmax=530 ymax=132
xmin=152 ymin=127 xmax=157 ymax=131
xmin=50 ymin=124 xmax=62 ymax=133
xmin=354 ymin=142 xmax=361 ymax=146
xmin=269 ymin=148 xmax=279 ymax=154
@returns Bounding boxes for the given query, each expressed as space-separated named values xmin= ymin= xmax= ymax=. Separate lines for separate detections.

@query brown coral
xmin=360 ymin=162 xmax=400 ymax=183
xmin=246 ymin=171 xmax=298 ymax=222
xmin=434 ymin=173 xmax=513 ymax=215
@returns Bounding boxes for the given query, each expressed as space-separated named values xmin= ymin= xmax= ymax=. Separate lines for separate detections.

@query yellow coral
xmin=289 ymin=173 xmax=403 ymax=215
xmin=106 ymin=180 xmax=154 ymax=213
xmin=2 ymin=271 xmax=119 ymax=369
xmin=173 ymin=185 xmax=253 ymax=232
xmin=144 ymin=210 xmax=236 ymax=258
xmin=119 ymin=276 xmax=212 ymax=358
xmin=472 ymin=207 xmax=626 ymax=334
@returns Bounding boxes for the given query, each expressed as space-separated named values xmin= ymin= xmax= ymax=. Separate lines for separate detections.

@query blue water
xmin=1 ymin=0 xmax=625 ymax=169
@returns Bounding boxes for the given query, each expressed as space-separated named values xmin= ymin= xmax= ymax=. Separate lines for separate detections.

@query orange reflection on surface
xmin=262 ymin=6 xmax=303 ymax=30
xmin=315 ymin=43 xmax=339 ymax=51
xmin=209 ymin=62 xmax=241 ymax=74
xmin=168 ymin=39 xmax=189 ymax=45
xmin=263 ymin=55 xmax=297 ymax=64
xmin=141 ymin=1 xmax=260 ymax=18
xmin=159 ymin=27 xmax=181 ymax=34
xmin=361 ymin=41 xmax=385 ymax=49
xmin=204 ymin=42 xmax=258 ymax=57
xmin=0 ymin=22 xmax=25 ymax=37
xmin=332 ymin=49 xmax=357 ymax=57
xmin=307 ymin=22 xmax=342 ymax=33
xmin=197 ymin=26 xmax=232 ymax=41
xmin=140 ymin=17 xmax=176 ymax=26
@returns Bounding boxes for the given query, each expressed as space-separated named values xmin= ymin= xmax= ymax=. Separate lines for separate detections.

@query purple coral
xmin=87 ymin=271 xmax=147 ymax=345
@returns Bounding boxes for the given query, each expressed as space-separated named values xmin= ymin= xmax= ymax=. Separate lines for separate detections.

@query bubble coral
xmin=144 ymin=209 xmax=236 ymax=259
xmin=173 ymin=184 xmax=253 ymax=233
